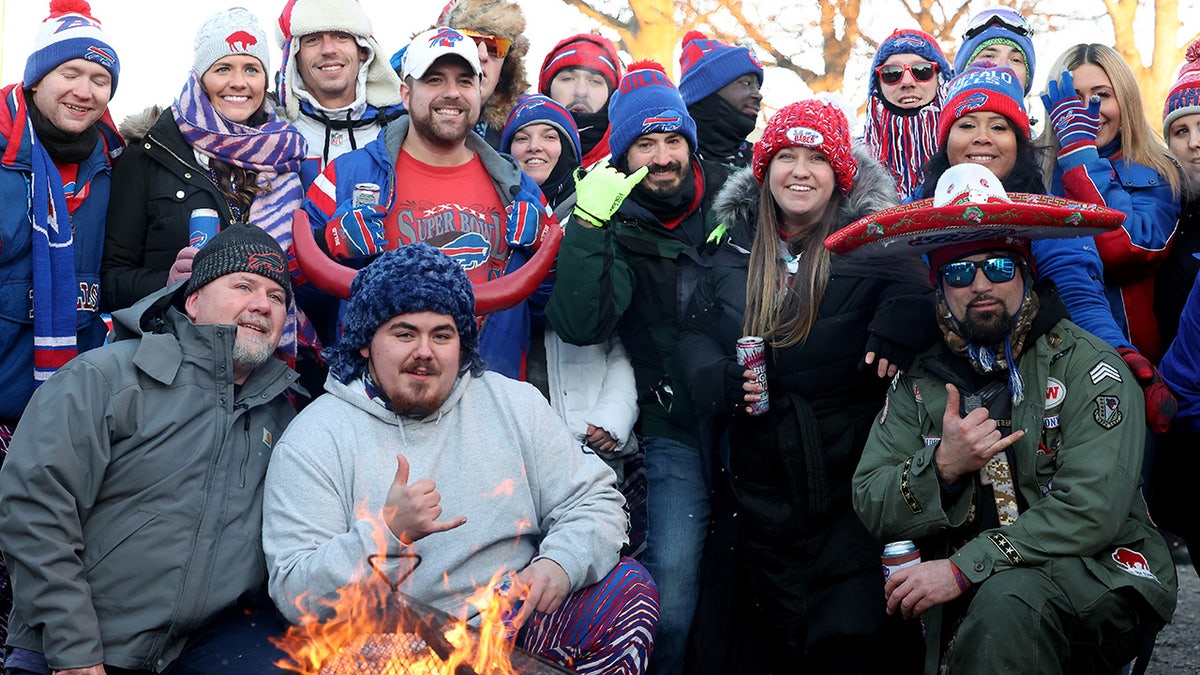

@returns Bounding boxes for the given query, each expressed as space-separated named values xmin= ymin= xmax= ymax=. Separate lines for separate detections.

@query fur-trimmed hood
xmin=438 ymin=0 xmax=530 ymax=130
xmin=118 ymin=105 xmax=166 ymax=145
xmin=713 ymin=145 xmax=900 ymax=235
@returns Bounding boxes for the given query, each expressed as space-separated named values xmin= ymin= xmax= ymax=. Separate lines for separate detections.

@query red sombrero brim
xmin=825 ymin=193 xmax=1126 ymax=257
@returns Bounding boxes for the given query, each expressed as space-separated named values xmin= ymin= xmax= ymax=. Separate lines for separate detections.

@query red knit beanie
xmin=752 ymin=98 xmax=857 ymax=194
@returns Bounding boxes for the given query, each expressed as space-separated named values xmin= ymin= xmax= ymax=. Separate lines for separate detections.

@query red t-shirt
xmin=386 ymin=150 xmax=506 ymax=284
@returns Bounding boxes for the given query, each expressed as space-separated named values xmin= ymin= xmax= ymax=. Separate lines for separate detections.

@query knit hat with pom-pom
xmin=677 ymin=31 xmax=763 ymax=106
xmin=24 ymin=0 xmax=120 ymax=94
xmin=1163 ymin=38 xmax=1200 ymax=139
xmin=607 ymin=60 xmax=697 ymax=163
xmin=324 ymin=243 xmax=484 ymax=384
xmin=752 ymin=96 xmax=857 ymax=194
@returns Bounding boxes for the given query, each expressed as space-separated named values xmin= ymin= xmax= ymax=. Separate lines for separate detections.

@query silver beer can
xmin=881 ymin=540 xmax=921 ymax=580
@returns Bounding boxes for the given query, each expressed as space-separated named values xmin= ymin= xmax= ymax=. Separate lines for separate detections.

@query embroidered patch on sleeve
xmin=901 ymin=457 xmax=922 ymax=514
xmin=1111 ymin=547 xmax=1159 ymax=581
xmin=1092 ymin=395 xmax=1123 ymax=429
xmin=1044 ymin=377 xmax=1066 ymax=409
xmin=1089 ymin=361 xmax=1123 ymax=385
xmin=988 ymin=532 xmax=1025 ymax=565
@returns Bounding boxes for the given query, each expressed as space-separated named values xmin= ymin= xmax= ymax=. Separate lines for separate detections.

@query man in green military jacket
xmin=828 ymin=164 xmax=1177 ymax=673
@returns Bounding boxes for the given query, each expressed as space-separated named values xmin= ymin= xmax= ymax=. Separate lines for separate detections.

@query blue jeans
xmin=639 ymin=435 xmax=711 ymax=675
xmin=5 ymin=595 xmax=288 ymax=675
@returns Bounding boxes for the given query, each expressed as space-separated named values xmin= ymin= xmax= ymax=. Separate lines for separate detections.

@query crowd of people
xmin=0 ymin=0 xmax=1197 ymax=673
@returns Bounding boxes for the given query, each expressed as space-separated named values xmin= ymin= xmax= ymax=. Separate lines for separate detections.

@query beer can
xmin=352 ymin=182 xmax=381 ymax=207
xmin=735 ymin=336 xmax=769 ymax=415
xmin=881 ymin=540 xmax=921 ymax=580
xmin=188 ymin=208 xmax=220 ymax=249
xmin=494 ymin=574 xmax=524 ymax=641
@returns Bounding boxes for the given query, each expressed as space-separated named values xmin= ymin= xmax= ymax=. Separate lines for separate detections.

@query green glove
xmin=573 ymin=161 xmax=649 ymax=227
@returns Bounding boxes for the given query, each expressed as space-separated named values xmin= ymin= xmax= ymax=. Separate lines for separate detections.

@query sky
xmin=0 ymin=0 xmax=1196 ymax=125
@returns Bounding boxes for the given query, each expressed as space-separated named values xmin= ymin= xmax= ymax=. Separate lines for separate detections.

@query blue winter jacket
xmin=0 ymin=84 xmax=120 ymax=420
xmin=1161 ymin=255 xmax=1200 ymax=433
xmin=301 ymin=116 xmax=554 ymax=380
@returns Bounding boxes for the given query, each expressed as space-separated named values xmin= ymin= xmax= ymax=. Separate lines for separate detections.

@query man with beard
xmin=0 ymin=224 xmax=301 ymax=674
xmin=829 ymin=164 xmax=1177 ymax=673
xmin=546 ymin=61 xmax=739 ymax=675
xmin=302 ymin=27 xmax=555 ymax=379
xmin=264 ymin=243 xmax=659 ymax=675
xmin=275 ymin=0 xmax=405 ymax=185
xmin=539 ymin=33 xmax=623 ymax=166
xmin=677 ymin=31 xmax=764 ymax=168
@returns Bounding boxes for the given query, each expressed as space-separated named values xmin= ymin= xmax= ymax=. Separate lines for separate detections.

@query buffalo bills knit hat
xmin=678 ymin=31 xmax=764 ymax=106
xmin=539 ymin=33 xmax=622 ymax=95
xmin=186 ymin=223 xmax=293 ymax=304
xmin=752 ymin=97 xmax=857 ymax=194
xmin=607 ymin=61 xmax=697 ymax=163
xmin=501 ymin=94 xmax=582 ymax=163
xmin=193 ymin=7 xmax=271 ymax=76
xmin=324 ymin=243 xmax=484 ymax=384
xmin=954 ymin=8 xmax=1036 ymax=94
xmin=1163 ymin=38 xmax=1200 ymax=138
xmin=868 ymin=28 xmax=951 ymax=100
xmin=936 ymin=61 xmax=1029 ymax=145
xmin=24 ymin=0 xmax=120 ymax=93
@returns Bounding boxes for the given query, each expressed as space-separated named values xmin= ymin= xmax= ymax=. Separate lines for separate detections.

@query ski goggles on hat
xmin=458 ymin=29 xmax=513 ymax=59
xmin=940 ymin=256 xmax=1018 ymax=288
xmin=875 ymin=62 xmax=938 ymax=85
xmin=964 ymin=7 xmax=1034 ymax=39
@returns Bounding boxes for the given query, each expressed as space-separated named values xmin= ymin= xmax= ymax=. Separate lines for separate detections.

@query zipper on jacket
xmin=238 ymin=404 xmax=251 ymax=488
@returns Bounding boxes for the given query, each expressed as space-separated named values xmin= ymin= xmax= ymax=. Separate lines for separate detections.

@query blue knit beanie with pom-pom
xmin=324 ymin=243 xmax=485 ymax=383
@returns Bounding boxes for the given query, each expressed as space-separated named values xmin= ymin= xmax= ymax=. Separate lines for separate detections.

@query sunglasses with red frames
xmin=458 ymin=29 xmax=513 ymax=59
xmin=875 ymin=62 xmax=938 ymax=85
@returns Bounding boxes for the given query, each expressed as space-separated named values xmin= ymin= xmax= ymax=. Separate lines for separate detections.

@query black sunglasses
xmin=940 ymin=257 xmax=1018 ymax=288
xmin=875 ymin=62 xmax=937 ymax=85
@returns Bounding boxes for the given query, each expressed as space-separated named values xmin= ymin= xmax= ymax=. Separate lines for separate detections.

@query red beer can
xmin=736 ymin=336 xmax=769 ymax=416
xmin=881 ymin=540 xmax=921 ymax=580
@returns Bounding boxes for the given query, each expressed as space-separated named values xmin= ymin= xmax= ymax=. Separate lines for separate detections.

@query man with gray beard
xmin=0 ymin=224 xmax=301 ymax=675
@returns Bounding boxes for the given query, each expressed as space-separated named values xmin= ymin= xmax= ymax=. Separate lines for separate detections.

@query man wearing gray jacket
xmin=263 ymin=243 xmax=659 ymax=675
xmin=0 ymin=224 xmax=300 ymax=675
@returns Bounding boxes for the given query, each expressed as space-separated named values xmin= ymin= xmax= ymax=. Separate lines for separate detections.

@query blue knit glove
xmin=324 ymin=204 xmax=388 ymax=260
xmin=1041 ymin=71 xmax=1101 ymax=155
xmin=573 ymin=161 xmax=649 ymax=227
xmin=505 ymin=191 xmax=545 ymax=248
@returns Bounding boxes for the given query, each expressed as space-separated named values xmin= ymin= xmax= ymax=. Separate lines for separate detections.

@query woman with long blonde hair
xmin=1038 ymin=43 xmax=1182 ymax=362
xmin=679 ymin=98 xmax=933 ymax=672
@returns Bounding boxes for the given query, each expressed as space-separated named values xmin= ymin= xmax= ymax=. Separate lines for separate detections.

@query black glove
xmin=863 ymin=333 xmax=918 ymax=373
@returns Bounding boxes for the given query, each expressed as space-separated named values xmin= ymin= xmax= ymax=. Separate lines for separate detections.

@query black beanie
xmin=185 ymin=223 xmax=292 ymax=304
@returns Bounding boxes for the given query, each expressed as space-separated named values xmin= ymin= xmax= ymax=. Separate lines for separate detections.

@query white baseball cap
xmin=402 ymin=27 xmax=482 ymax=80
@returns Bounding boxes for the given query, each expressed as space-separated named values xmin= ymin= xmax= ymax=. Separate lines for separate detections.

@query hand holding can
xmin=736 ymin=336 xmax=769 ymax=415
xmin=188 ymin=208 xmax=220 ymax=249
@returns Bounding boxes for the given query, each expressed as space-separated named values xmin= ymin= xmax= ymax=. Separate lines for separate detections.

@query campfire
xmin=272 ymin=552 xmax=575 ymax=675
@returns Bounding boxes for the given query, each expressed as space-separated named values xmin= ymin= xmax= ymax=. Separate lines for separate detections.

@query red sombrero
xmin=825 ymin=164 xmax=1125 ymax=258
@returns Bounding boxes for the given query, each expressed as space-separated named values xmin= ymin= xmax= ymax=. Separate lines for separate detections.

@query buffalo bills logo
xmin=786 ymin=126 xmax=824 ymax=147
xmin=1111 ymin=547 xmax=1157 ymax=581
xmin=53 ymin=15 xmax=99 ymax=33
xmin=955 ymin=92 xmax=989 ymax=117
xmin=247 ymin=251 xmax=285 ymax=275
xmin=85 ymin=46 xmax=116 ymax=69
xmin=430 ymin=27 xmax=466 ymax=48
xmin=226 ymin=30 xmax=259 ymax=53
xmin=642 ymin=111 xmax=683 ymax=134
xmin=890 ymin=36 xmax=929 ymax=49
xmin=438 ymin=232 xmax=491 ymax=272
xmin=189 ymin=230 xmax=211 ymax=248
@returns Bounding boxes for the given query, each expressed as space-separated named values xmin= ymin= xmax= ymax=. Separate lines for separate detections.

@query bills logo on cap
xmin=86 ymin=45 xmax=116 ymax=68
xmin=785 ymin=126 xmax=824 ymax=147
xmin=248 ymin=251 xmax=286 ymax=275
xmin=430 ymin=27 xmax=465 ymax=47
xmin=1111 ymin=547 xmax=1157 ymax=581
xmin=225 ymin=30 xmax=259 ymax=53
xmin=642 ymin=113 xmax=683 ymax=134
xmin=891 ymin=36 xmax=928 ymax=49
xmin=54 ymin=15 xmax=100 ymax=33
xmin=955 ymin=92 xmax=989 ymax=117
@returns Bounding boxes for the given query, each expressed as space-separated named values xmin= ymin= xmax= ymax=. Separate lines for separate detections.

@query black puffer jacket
xmin=101 ymin=108 xmax=237 ymax=312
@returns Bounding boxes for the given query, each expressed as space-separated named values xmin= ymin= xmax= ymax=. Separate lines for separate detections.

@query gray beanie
xmin=324 ymin=243 xmax=484 ymax=384
xmin=186 ymin=223 xmax=292 ymax=304
xmin=193 ymin=7 xmax=271 ymax=76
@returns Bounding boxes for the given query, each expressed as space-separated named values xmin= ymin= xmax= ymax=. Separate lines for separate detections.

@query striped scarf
xmin=863 ymin=87 xmax=946 ymax=202
xmin=172 ymin=73 xmax=313 ymax=361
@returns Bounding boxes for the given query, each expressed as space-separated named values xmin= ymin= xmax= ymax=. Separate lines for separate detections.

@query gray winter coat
xmin=0 ymin=282 xmax=300 ymax=672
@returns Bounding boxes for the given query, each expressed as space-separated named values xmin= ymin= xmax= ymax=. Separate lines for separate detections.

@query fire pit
xmin=276 ymin=553 xmax=576 ymax=675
